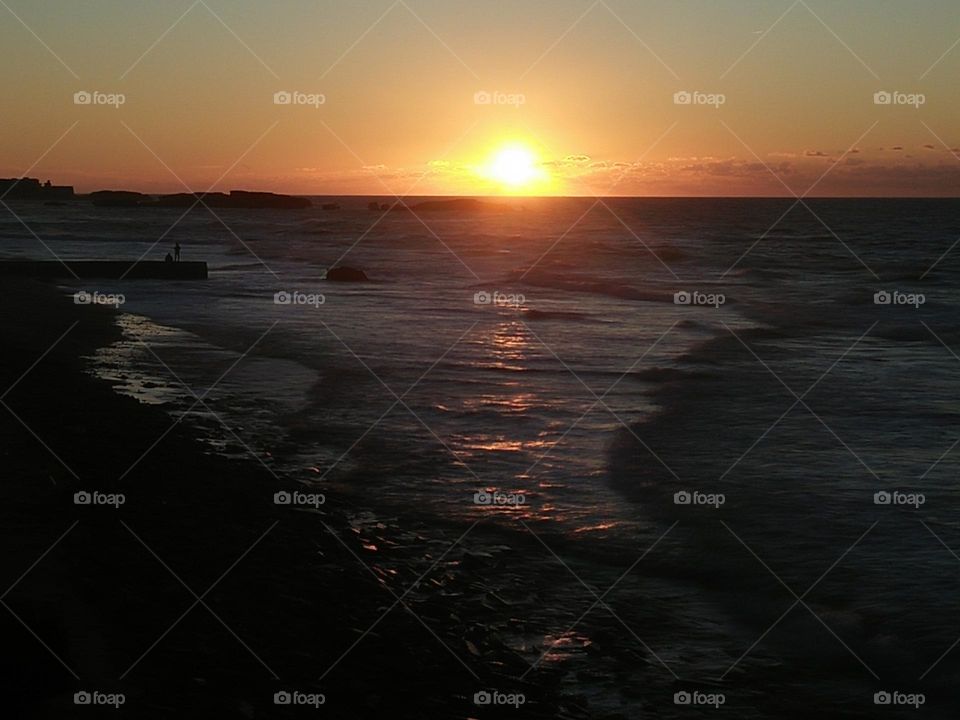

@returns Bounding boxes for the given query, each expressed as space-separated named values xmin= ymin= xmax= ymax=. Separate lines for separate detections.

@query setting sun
xmin=482 ymin=144 xmax=549 ymax=192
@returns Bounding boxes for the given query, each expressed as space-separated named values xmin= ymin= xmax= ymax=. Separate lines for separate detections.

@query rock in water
xmin=326 ymin=266 xmax=368 ymax=282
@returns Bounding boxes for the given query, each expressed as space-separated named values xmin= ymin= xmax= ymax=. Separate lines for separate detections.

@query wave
xmin=518 ymin=307 xmax=598 ymax=322
xmin=505 ymin=269 xmax=675 ymax=303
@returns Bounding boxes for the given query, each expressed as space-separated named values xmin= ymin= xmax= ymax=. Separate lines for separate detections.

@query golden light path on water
xmin=461 ymin=319 xmax=593 ymax=524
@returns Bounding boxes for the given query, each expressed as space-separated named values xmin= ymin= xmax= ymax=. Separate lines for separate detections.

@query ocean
xmin=4 ymin=196 xmax=960 ymax=717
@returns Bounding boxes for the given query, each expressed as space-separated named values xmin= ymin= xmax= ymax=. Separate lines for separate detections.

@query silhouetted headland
xmin=90 ymin=189 xmax=311 ymax=209
xmin=0 ymin=260 xmax=208 ymax=279
xmin=0 ymin=177 xmax=74 ymax=201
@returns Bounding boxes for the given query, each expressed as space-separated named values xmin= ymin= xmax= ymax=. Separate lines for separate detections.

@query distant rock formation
xmin=90 ymin=190 xmax=151 ymax=207
xmin=326 ymin=266 xmax=368 ymax=282
xmin=0 ymin=177 xmax=74 ymax=201
xmin=154 ymin=191 xmax=311 ymax=209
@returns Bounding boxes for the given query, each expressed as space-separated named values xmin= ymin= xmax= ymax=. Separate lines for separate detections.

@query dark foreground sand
xmin=0 ymin=280 xmax=577 ymax=719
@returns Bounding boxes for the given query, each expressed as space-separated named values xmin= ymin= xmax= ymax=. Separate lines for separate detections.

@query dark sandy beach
xmin=0 ymin=279 xmax=577 ymax=719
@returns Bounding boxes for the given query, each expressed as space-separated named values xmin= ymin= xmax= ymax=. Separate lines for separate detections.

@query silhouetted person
xmin=164 ymin=252 xmax=173 ymax=263
xmin=174 ymin=242 xmax=181 ymax=262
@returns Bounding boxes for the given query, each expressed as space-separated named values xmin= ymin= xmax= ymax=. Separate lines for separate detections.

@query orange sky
xmin=1 ymin=0 xmax=959 ymax=196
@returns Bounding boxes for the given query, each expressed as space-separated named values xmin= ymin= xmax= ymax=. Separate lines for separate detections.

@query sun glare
xmin=483 ymin=144 xmax=549 ymax=192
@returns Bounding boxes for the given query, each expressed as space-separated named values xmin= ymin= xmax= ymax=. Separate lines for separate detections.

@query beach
xmin=0 ymin=278 xmax=578 ymax=719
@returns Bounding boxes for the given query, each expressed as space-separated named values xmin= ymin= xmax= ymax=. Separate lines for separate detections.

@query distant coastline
xmin=1 ymin=180 xmax=522 ymax=213
xmin=1 ymin=177 xmax=311 ymax=210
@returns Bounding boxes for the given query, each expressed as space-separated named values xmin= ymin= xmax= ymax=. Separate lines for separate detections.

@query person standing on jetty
xmin=174 ymin=242 xmax=181 ymax=261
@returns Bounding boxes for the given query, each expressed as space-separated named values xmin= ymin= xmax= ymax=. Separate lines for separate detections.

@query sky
xmin=1 ymin=0 xmax=959 ymax=196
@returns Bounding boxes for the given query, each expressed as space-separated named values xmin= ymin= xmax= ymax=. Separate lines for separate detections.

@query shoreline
xmin=0 ymin=279 xmax=577 ymax=718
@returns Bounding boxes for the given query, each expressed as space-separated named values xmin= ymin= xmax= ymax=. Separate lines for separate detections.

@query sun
xmin=490 ymin=147 xmax=537 ymax=186
xmin=482 ymin=144 xmax=549 ymax=192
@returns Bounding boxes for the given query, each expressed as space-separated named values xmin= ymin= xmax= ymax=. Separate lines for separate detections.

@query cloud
xmin=563 ymin=153 xmax=960 ymax=196
xmin=544 ymin=154 xmax=593 ymax=169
